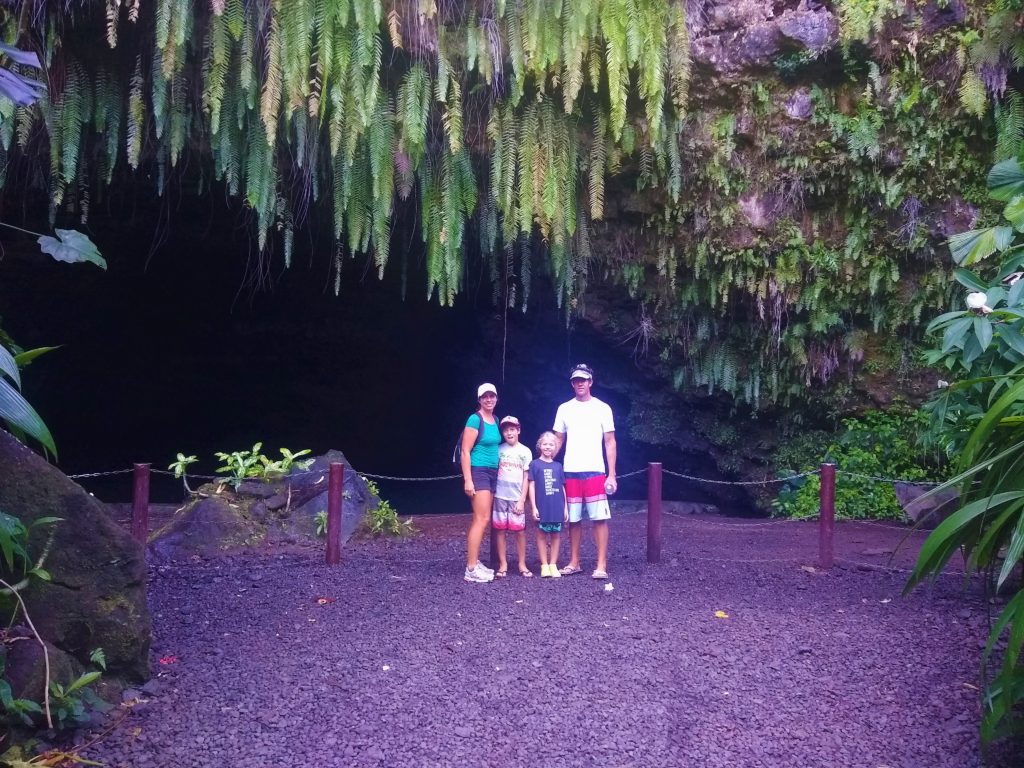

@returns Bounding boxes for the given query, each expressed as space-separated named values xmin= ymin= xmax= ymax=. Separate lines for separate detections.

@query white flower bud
xmin=966 ymin=292 xmax=988 ymax=310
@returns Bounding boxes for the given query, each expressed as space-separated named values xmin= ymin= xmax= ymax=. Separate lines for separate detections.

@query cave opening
xmin=1 ymin=190 xmax=754 ymax=515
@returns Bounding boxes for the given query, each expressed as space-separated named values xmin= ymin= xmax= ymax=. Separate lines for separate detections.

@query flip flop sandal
xmin=495 ymin=569 xmax=508 ymax=578
xmin=519 ymin=568 xmax=534 ymax=578
xmin=591 ymin=569 xmax=609 ymax=580
xmin=559 ymin=565 xmax=583 ymax=576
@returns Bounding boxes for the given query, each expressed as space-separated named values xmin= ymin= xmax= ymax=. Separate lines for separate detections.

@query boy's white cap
xmin=499 ymin=415 xmax=520 ymax=428
xmin=477 ymin=383 xmax=497 ymax=398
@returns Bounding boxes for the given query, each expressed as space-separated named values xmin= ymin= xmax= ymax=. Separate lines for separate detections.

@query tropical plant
xmin=212 ymin=443 xmax=314 ymax=489
xmin=313 ymin=510 xmax=327 ymax=538
xmin=168 ymin=453 xmax=198 ymax=494
xmin=0 ymin=512 xmax=59 ymax=584
xmin=0 ymin=220 xmax=104 ymax=457
xmin=908 ymin=156 xmax=1024 ymax=742
xmin=359 ymin=478 xmax=413 ymax=537
xmin=773 ymin=410 xmax=939 ymax=520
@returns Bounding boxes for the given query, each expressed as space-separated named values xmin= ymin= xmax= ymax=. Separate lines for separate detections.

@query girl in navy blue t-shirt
xmin=528 ymin=431 xmax=569 ymax=578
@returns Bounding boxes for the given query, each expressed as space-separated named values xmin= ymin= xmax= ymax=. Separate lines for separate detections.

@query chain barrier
xmin=662 ymin=468 xmax=819 ymax=486
xmin=834 ymin=470 xmax=941 ymax=486
xmin=73 ymin=463 xmax=944 ymax=491
xmin=67 ymin=469 xmax=135 ymax=480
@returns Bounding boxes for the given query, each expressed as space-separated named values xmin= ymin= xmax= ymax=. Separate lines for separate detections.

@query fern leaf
xmin=260 ymin=11 xmax=283 ymax=148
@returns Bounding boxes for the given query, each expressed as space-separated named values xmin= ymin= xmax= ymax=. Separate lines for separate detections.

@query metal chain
xmin=71 ymin=465 xmax=950 ymax=489
xmin=359 ymin=472 xmax=462 ymax=482
xmin=67 ymin=469 xmax=135 ymax=479
xmin=662 ymin=468 xmax=819 ymax=486
xmin=834 ymin=470 xmax=941 ymax=486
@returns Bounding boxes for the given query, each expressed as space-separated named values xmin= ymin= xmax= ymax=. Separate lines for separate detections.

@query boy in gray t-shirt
xmin=492 ymin=416 xmax=533 ymax=577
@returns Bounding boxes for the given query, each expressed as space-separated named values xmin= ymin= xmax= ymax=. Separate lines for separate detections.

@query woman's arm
xmin=461 ymin=425 xmax=477 ymax=497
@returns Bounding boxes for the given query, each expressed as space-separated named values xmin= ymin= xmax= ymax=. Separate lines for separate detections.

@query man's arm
xmin=604 ymin=430 xmax=617 ymax=492
xmin=553 ymin=430 xmax=565 ymax=454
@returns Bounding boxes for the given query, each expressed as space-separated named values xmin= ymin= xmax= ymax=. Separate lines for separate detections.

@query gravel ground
xmin=81 ymin=511 xmax=1021 ymax=768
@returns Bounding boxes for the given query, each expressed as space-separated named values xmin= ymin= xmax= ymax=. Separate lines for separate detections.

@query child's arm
xmin=528 ymin=479 xmax=539 ymax=521
xmin=517 ymin=467 xmax=529 ymax=512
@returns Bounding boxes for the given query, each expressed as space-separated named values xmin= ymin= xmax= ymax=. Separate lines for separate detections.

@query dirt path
xmin=82 ymin=512 xmax=1017 ymax=768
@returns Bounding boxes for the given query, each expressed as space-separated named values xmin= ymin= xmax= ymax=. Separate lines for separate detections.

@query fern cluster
xmin=0 ymin=0 xmax=691 ymax=307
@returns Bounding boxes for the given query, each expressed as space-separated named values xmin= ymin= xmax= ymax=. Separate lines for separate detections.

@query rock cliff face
xmin=580 ymin=0 xmax=991 ymax=424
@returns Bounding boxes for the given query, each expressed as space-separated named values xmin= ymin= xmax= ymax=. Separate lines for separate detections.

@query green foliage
xmin=910 ymin=155 xmax=1024 ymax=742
xmin=47 ymin=668 xmax=106 ymax=730
xmin=359 ymin=478 xmax=413 ymax=537
xmin=0 ymin=513 xmax=59 ymax=580
xmin=212 ymin=443 xmax=314 ymax=488
xmin=773 ymin=410 xmax=939 ymax=520
xmin=313 ymin=510 xmax=327 ymax=538
xmin=0 ymin=0 xmax=692 ymax=310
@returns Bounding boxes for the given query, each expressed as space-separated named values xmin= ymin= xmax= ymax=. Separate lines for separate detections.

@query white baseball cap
xmin=477 ymin=383 xmax=498 ymax=398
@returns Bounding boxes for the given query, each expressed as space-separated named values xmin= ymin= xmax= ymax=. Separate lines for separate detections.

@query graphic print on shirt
xmin=529 ymin=459 xmax=566 ymax=525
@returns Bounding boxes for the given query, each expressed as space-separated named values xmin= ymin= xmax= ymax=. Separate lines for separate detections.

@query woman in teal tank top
xmin=461 ymin=383 xmax=502 ymax=583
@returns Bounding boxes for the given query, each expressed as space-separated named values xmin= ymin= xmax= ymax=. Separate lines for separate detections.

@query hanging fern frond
xmin=260 ymin=11 xmax=283 ymax=148
xmin=589 ymin=111 xmax=606 ymax=220
xmin=995 ymin=88 xmax=1024 ymax=162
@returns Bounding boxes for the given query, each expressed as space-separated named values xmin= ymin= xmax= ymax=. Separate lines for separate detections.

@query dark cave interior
xmin=0 ymin=191 xmax=754 ymax=514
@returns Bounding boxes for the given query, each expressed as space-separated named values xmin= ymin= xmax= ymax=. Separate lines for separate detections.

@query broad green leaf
xmin=0 ymin=344 xmax=19 ymax=388
xmin=997 ymin=513 xmax=1024 ymax=588
xmin=0 ymin=377 xmax=56 ymax=456
xmin=926 ymin=311 xmax=969 ymax=333
xmin=987 ymin=286 xmax=1008 ymax=307
xmin=949 ymin=226 xmax=1015 ymax=265
xmin=65 ymin=670 xmax=101 ymax=694
xmin=36 ymin=229 xmax=106 ymax=269
xmin=913 ymin=491 xmax=1024 ymax=579
xmin=1009 ymin=278 xmax=1024 ymax=307
xmin=989 ymin=157 xmax=1024 ymax=201
xmin=13 ymin=346 xmax=57 ymax=367
xmin=963 ymin=379 xmax=1024 ymax=465
xmin=975 ymin=316 xmax=994 ymax=350
xmin=1005 ymin=195 xmax=1024 ymax=230
xmin=999 ymin=323 xmax=1024 ymax=357
xmin=942 ymin=316 xmax=972 ymax=353
xmin=954 ymin=268 xmax=990 ymax=292
xmin=0 ymin=512 xmax=26 ymax=571
xmin=962 ymin=331 xmax=983 ymax=366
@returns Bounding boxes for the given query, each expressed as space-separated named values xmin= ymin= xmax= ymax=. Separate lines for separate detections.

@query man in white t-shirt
xmin=552 ymin=363 xmax=616 ymax=579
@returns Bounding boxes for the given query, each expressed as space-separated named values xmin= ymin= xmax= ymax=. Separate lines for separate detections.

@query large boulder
xmin=148 ymin=450 xmax=379 ymax=561
xmin=0 ymin=430 xmax=150 ymax=682
xmin=894 ymin=481 xmax=959 ymax=528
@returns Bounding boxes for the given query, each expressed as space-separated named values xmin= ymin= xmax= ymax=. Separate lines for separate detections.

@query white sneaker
xmin=477 ymin=562 xmax=494 ymax=576
xmin=464 ymin=563 xmax=494 ymax=583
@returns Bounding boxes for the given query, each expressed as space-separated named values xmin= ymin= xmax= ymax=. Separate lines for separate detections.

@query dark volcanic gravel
xmin=81 ymin=512 xmax=1019 ymax=768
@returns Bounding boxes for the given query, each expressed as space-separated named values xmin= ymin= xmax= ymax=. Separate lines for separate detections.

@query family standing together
xmin=459 ymin=363 xmax=617 ymax=584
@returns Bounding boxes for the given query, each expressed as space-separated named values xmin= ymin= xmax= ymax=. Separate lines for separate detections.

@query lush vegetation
xmin=0 ymin=511 xmax=108 ymax=739
xmin=0 ymin=1 xmax=1020 ymax=407
xmin=909 ymin=156 xmax=1024 ymax=742
xmin=773 ymin=409 xmax=940 ymax=519
xmin=358 ymin=478 xmax=413 ymax=537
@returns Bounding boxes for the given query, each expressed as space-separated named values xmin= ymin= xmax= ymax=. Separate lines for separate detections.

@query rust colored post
xmin=819 ymin=462 xmax=836 ymax=569
xmin=131 ymin=463 xmax=150 ymax=545
xmin=326 ymin=462 xmax=344 ymax=566
xmin=647 ymin=462 xmax=663 ymax=564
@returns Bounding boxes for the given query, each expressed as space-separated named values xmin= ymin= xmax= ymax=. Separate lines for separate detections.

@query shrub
xmin=773 ymin=409 xmax=942 ymax=519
